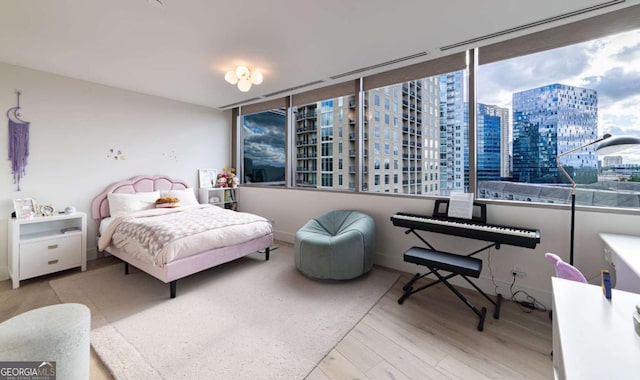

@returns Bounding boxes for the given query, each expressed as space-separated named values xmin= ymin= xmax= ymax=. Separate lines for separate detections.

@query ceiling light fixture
xmin=224 ymin=66 xmax=263 ymax=92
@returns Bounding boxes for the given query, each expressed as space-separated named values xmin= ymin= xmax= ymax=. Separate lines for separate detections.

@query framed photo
xmin=198 ymin=169 xmax=217 ymax=188
xmin=13 ymin=198 xmax=36 ymax=219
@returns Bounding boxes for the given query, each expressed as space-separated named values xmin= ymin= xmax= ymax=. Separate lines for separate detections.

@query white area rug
xmin=50 ymin=246 xmax=398 ymax=379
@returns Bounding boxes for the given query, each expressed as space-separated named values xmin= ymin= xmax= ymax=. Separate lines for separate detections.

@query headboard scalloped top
xmin=92 ymin=175 xmax=189 ymax=220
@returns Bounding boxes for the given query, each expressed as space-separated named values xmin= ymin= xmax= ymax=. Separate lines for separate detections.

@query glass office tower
xmin=477 ymin=103 xmax=503 ymax=182
xmin=512 ymin=83 xmax=598 ymax=184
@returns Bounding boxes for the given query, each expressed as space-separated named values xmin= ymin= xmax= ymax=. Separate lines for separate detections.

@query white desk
xmin=552 ymin=277 xmax=640 ymax=380
xmin=600 ymin=233 xmax=640 ymax=293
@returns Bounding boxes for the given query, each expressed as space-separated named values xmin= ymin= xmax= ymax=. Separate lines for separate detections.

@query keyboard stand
xmin=398 ymin=227 xmax=503 ymax=324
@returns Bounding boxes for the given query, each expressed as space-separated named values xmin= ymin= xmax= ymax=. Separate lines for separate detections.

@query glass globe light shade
xmin=224 ymin=71 xmax=238 ymax=85
xmin=237 ymin=78 xmax=252 ymax=92
xmin=235 ymin=65 xmax=250 ymax=80
xmin=251 ymin=71 xmax=263 ymax=85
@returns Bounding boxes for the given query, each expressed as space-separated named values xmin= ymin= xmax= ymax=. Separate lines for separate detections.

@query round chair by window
xmin=294 ymin=210 xmax=375 ymax=280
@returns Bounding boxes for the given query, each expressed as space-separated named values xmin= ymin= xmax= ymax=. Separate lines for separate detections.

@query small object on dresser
xmin=39 ymin=204 xmax=56 ymax=216
xmin=61 ymin=226 xmax=81 ymax=234
xmin=601 ymin=269 xmax=612 ymax=299
xmin=64 ymin=206 xmax=76 ymax=214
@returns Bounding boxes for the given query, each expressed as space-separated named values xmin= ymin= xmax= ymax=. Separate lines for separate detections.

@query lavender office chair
xmin=545 ymin=252 xmax=587 ymax=283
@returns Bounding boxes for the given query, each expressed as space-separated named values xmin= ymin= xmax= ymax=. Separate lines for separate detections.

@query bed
xmin=92 ymin=175 xmax=273 ymax=298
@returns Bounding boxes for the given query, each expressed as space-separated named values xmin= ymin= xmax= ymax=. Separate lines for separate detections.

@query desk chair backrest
xmin=545 ymin=252 xmax=588 ymax=283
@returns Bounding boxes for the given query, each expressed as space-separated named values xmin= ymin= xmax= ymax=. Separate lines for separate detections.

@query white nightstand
xmin=8 ymin=211 xmax=87 ymax=288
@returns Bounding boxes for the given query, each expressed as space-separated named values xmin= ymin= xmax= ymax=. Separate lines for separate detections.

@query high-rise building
xmin=439 ymin=71 xmax=469 ymax=195
xmin=477 ymin=103 xmax=503 ymax=182
xmin=512 ymin=83 xmax=598 ymax=184
xmin=603 ymin=156 xmax=623 ymax=167
xmin=481 ymin=104 xmax=510 ymax=177
xmin=293 ymin=78 xmax=441 ymax=195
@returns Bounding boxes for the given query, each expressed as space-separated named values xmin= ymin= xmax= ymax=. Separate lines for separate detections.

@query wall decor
xmin=163 ymin=150 xmax=177 ymax=161
xmin=6 ymin=90 xmax=30 ymax=191
xmin=107 ymin=148 xmax=125 ymax=160
xmin=13 ymin=198 xmax=36 ymax=219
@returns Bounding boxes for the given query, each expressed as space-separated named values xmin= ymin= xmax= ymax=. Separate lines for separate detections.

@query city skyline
xmin=478 ymin=28 xmax=640 ymax=163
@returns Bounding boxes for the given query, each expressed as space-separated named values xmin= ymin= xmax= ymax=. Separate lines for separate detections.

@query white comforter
xmin=98 ymin=205 xmax=271 ymax=267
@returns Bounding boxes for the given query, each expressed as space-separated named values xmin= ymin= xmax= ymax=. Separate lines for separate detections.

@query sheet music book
xmin=447 ymin=192 xmax=475 ymax=220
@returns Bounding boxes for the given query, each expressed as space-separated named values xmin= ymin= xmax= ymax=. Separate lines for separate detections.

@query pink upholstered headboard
xmin=92 ymin=175 xmax=189 ymax=221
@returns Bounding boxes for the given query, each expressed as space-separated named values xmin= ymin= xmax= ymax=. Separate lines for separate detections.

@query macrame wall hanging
xmin=6 ymin=90 xmax=30 ymax=191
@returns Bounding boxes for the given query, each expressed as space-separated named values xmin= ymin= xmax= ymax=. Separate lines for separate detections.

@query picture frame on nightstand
xmin=198 ymin=169 xmax=217 ymax=188
xmin=13 ymin=198 xmax=36 ymax=219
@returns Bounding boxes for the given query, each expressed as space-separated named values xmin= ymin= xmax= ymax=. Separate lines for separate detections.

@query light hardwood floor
xmin=1 ymin=251 xmax=552 ymax=380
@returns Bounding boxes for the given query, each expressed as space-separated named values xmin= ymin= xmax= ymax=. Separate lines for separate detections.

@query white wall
xmin=0 ymin=62 xmax=230 ymax=278
xmin=239 ymin=186 xmax=640 ymax=306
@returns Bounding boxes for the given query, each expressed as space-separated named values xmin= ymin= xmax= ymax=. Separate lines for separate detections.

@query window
xmin=291 ymin=87 xmax=354 ymax=190
xmin=321 ymin=157 xmax=333 ymax=171
xmin=234 ymin=7 xmax=640 ymax=210
xmin=477 ymin=28 xmax=640 ymax=208
xmin=321 ymin=173 xmax=333 ymax=187
xmin=242 ymin=109 xmax=286 ymax=184
xmin=362 ymin=70 xmax=463 ymax=195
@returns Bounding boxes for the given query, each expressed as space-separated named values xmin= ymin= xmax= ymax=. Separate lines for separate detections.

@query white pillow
xmin=107 ymin=191 xmax=160 ymax=217
xmin=160 ymin=188 xmax=199 ymax=206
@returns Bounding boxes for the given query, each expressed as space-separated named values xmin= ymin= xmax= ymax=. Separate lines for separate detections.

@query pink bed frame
xmin=91 ymin=175 xmax=272 ymax=298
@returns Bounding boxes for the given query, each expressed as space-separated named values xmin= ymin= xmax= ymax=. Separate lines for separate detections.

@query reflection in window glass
xmin=478 ymin=29 xmax=640 ymax=208
xmin=242 ymin=110 xmax=286 ymax=184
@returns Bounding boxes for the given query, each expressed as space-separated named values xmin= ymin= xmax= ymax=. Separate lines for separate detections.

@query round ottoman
xmin=294 ymin=210 xmax=375 ymax=280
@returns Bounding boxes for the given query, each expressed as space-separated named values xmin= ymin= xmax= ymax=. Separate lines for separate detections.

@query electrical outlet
xmin=512 ymin=270 xmax=526 ymax=279
xmin=511 ymin=265 xmax=526 ymax=279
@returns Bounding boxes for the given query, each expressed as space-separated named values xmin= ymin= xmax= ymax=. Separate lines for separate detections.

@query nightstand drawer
xmin=19 ymin=235 xmax=82 ymax=280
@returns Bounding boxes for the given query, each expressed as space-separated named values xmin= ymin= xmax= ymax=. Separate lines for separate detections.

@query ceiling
xmin=1 ymin=0 xmax=638 ymax=110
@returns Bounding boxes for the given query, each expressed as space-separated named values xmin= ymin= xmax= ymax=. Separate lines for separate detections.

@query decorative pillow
xmin=160 ymin=188 xmax=199 ymax=206
xmin=107 ymin=191 xmax=160 ymax=217
xmin=155 ymin=196 xmax=181 ymax=208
